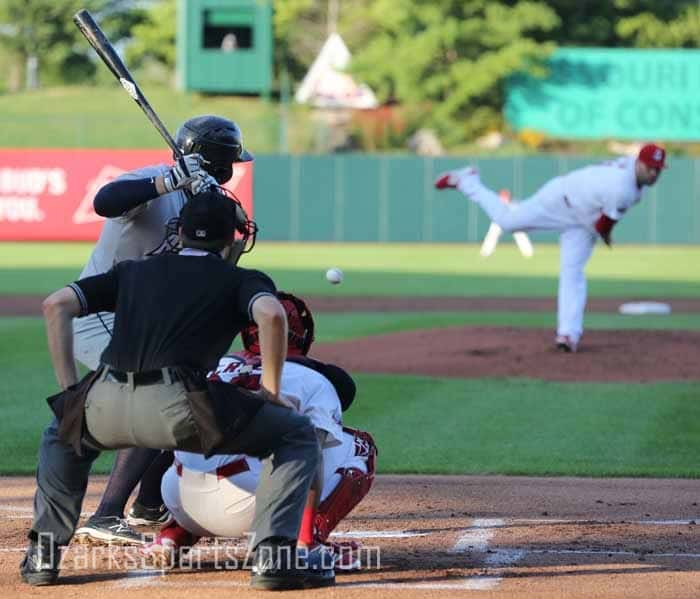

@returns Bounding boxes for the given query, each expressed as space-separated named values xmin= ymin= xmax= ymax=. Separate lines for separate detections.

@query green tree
xmin=126 ymin=0 xmax=176 ymax=70
xmin=542 ymin=0 xmax=700 ymax=47
xmin=617 ymin=5 xmax=700 ymax=48
xmin=339 ymin=0 xmax=559 ymax=143
xmin=273 ymin=0 xmax=329 ymax=81
xmin=0 ymin=0 xmax=144 ymax=89
xmin=273 ymin=0 xmax=700 ymax=146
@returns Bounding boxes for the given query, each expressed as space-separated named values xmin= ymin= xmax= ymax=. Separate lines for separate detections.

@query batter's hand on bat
xmin=190 ymin=173 xmax=218 ymax=195
xmin=162 ymin=153 xmax=206 ymax=193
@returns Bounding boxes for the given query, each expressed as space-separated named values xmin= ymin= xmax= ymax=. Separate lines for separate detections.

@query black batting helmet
xmin=175 ymin=115 xmax=253 ymax=184
xmin=242 ymin=291 xmax=315 ymax=357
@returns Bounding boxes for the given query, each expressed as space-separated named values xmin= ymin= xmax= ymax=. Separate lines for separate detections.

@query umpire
xmin=21 ymin=189 xmax=333 ymax=590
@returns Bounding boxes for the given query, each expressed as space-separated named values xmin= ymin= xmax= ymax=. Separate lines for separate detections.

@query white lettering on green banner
xmin=505 ymin=48 xmax=700 ymax=140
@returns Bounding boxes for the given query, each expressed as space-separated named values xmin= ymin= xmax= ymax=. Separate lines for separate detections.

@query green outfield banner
xmin=506 ymin=48 xmax=700 ymax=140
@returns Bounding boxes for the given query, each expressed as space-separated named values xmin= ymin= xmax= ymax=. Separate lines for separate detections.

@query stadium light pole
xmin=328 ymin=0 xmax=339 ymax=35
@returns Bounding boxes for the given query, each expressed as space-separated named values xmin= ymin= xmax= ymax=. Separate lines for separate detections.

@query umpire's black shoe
xmin=20 ymin=537 xmax=61 ymax=586
xmin=250 ymin=539 xmax=335 ymax=590
xmin=298 ymin=544 xmax=336 ymax=588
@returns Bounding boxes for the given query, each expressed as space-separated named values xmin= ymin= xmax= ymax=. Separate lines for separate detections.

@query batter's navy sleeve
xmin=94 ymin=177 xmax=160 ymax=218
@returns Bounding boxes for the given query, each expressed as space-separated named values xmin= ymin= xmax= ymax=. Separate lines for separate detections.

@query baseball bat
xmin=73 ymin=9 xmax=182 ymax=158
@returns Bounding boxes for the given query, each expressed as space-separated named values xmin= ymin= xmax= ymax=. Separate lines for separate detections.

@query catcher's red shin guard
xmin=314 ymin=427 xmax=377 ymax=543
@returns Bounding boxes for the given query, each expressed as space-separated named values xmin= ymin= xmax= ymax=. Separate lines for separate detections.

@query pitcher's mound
xmin=315 ymin=327 xmax=700 ymax=382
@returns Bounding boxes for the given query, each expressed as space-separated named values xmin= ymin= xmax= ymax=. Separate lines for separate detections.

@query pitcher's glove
xmin=594 ymin=214 xmax=617 ymax=247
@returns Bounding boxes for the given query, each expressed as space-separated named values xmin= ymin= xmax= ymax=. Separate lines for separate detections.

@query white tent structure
xmin=295 ymin=33 xmax=378 ymax=109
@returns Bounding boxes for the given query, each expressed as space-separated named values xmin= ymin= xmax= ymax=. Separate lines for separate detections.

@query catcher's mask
xmin=162 ymin=185 xmax=257 ymax=263
xmin=213 ymin=185 xmax=258 ymax=264
xmin=242 ymin=291 xmax=315 ymax=357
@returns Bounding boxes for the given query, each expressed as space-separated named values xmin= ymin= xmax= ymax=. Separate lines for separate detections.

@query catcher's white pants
xmin=161 ymin=431 xmax=367 ymax=539
xmin=160 ymin=459 xmax=259 ymax=538
xmin=466 ymin=180 xmax=597 ymax=344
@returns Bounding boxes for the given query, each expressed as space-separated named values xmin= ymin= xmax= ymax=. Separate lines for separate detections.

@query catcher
xmin=143 ymin=292 xmax=377 ymax=570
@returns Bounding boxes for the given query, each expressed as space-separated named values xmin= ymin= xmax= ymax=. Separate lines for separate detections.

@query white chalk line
xmin=450 ymin=518 xmax=524 ymax=590
xmin=331 ymin=529 xmax=428 ymax=539
xmin=109 ymin=545 xmax=700 ymax=591
xmin=636 ymin=519 xmax=699 ymax=526
xmin=109 ymin=520 xmax=508 ymax=591
xmin=0 ymin=505 xmax=33 ymax=519
xmin=0 ymin=505 xmax=33 ymax=514
xmin=521 ymin=548 xmax=700 ymax=559
xmin=0 ymin=504 xmax=90 ymax=519
xmin=116 ymin=569 xmax=162 ymax=588
xmin=117 ymin=578 xmax=250 ymax=589
xmin=114 ymin=578 xmax=489 ymax=590
xmin=513 ymin=517 xmax=700 ymax=526
xmin=0 ymin=511 xmax=695 ymax=591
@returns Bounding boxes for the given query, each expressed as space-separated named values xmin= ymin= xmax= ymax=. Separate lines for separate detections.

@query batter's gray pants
xmin=31 ymin=401 xmax=319 ymax=548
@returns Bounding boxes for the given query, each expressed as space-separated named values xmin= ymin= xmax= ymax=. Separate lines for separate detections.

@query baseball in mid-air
xmin=325 ymin=267 xmax=343 ymax=285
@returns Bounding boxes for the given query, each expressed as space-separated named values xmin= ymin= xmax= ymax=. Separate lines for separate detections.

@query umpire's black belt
xmin=104 ymin=367 xmax=180 ymax=386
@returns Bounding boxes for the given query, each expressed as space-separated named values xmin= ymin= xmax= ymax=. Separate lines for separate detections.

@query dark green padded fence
xmin=254 ymin=155 xmax=700 ymax=244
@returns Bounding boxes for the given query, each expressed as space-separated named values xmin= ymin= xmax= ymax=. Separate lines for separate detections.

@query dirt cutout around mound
xmin=305 ymin=296 xmax=700 ymax=314
xmin=2 ymin=295 xmax=700 ymax=316
xmin=3 ymin=294 xmax=698 ymax=382
xmin=314 ymin=327 xmax=700 ymax=382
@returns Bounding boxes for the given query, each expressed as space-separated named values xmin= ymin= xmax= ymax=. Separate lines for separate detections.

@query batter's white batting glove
xmin=162 ymin=153 xmax=205 ymax=194
xmin=189 ymin=173 xmax=218 ymax=196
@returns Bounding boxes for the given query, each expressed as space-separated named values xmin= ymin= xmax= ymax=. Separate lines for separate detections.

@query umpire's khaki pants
xmin=84 ymin=369 xmax=201 ymax=451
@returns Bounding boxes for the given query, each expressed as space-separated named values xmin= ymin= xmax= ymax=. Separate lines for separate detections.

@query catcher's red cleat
xmin=326 ymin=540 xmax=362 ymax=571
xmin=141 ymin=521 xmax=198 ymax=568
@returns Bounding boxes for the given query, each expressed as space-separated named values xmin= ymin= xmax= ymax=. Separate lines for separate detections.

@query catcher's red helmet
xmin=242 ymin=291 xmax=315 ymax=356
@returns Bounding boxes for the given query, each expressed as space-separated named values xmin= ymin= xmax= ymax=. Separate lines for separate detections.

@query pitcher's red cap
xmin=638 ymin=143 xmax=667 ymax=169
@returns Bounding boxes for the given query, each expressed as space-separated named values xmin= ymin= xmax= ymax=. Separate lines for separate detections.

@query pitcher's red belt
xmin=174 ymin=457 xmax=249 ymax=480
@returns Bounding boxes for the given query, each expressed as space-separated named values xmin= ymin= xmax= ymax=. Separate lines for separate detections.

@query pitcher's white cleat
xmin=434 ymin=167 xmax=481 ymax=196
xmin=555 ymin=335 xmax=578 ymax=353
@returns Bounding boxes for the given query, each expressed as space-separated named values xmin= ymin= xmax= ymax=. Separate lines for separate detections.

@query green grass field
xmin=0 ymin=242 xmax=698 ymax=476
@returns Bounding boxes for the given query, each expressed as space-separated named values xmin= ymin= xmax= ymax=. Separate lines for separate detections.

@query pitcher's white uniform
xmin=455 ymin=157 xmax=643 ymax=345
xmin=73 ymin=165 xmax=187 ymax=369
xmin=160 ymin=357 xmax=364 ymax=538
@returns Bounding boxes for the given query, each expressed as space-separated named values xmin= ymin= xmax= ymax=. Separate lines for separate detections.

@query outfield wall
xmin=0 ymin=149 xmax=253 ymax=241
xmin=0 ymin=151 xmax=696 ymax=243
xmin=254 ymin=155 xmax=700 ymax=244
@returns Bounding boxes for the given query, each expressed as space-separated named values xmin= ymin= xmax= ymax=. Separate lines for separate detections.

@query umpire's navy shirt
xmin=68 ymin=250 xmax=276 ymax=372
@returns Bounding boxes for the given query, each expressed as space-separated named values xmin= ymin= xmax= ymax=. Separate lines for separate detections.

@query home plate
xmin=618 ymin=301 xmax=671 ymax=315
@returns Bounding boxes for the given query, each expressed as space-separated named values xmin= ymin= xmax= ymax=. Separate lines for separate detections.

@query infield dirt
xmin=1 ymin=475 xmax=700 ymax=597
xmin=2 ymin=295 xmax=699 ymax=596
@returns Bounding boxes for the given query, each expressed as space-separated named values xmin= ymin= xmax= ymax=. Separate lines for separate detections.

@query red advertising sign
xmin=0 ymin=149 xmax=253 ymax=241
